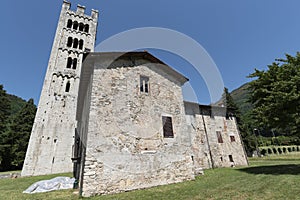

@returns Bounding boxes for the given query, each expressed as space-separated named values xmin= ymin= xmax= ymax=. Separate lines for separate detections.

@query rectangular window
xmin=216 ymin=131 xmax=223 ymax=143
xmin=229 ymin=155 xmax=234 ymax=162
xmin=162 ymin=116 xmax=174 ymax=138
xmin=230 ymin=135 xmax=235 ymax=142
xmin=140 ymin=76 xmax=149 ymax=93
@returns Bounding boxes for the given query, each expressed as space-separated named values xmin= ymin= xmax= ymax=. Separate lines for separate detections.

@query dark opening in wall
xmin=162 ymin=116 xmax=174 ymax=138
xmin=67 ymin=57 xmax=72 ymax=68
xmin=140 ymin=75 xmax=149 ymax=93
xmin=65 ymin=82 xmax=71 ymax=92
xmin=84 ymin=24 xmax=89 ymax=33
xmin=226 ymin=112 xmax=234 ymax=120
xmin=230 ymin=135 xmax=235 ymax=142
xmin=72 ymin=58 xmax=77 ymax=69
xmin=145 ymin=82 xmax=149 ymax=93
xmin=73 ymin=38 xmax=78 ymax=48
xmin=79 ymin=40 xmax=84 ymax=50
xmin=229 ymin=155 xmax=234 ymax=162
xmin=73 ymin=21 xmax=78 ymax=30
xmin=79 ymin=23 xmax=84 ymax=31
xmin=67 ymin=37 xmax=73 ymax=47
xmin=216 ymin=131 xmax=223 ymax=143
xmin=67 ymin=19 xmax=72 ymax=28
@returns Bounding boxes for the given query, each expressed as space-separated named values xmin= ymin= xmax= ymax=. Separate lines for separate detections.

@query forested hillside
xmin=0 ymin=85 xmax=36 ymax=171
xmin=7 ymin=94 xmax=27 ymax=117
xmin=229 ymin=83 xmax=252 ymax=115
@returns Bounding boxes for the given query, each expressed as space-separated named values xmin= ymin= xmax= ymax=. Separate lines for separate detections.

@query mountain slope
xmin=6 ymin=94 xmax=27 ymax=118
xmin=229 ymin=83 xmax=252 ymax=115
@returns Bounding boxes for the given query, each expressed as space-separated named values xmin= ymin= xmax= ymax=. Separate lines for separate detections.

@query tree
xmin=0 ymin=98 xmax=36 ymax=171
xmin=8 ymin=99 xmax=36 ymax=169
xmin=222 ymin=87 xmax=240 ymax=114
xmin=248 ymin=53 xmax=300 ymax=136
xmin=0 ymin=85 xmax=10 ymax=131
xmin=222 ymin=87 xmax=256 ymax=155
xmin=0 ymin=85 xmax=11 ymax=170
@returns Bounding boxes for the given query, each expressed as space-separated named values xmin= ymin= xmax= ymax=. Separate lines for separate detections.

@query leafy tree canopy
xmin=248 ymin=53 xmax=300 ymax=135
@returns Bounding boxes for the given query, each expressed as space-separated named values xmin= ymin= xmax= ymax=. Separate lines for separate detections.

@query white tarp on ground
xmin=23 ymin=176 xmax=75 ymax=194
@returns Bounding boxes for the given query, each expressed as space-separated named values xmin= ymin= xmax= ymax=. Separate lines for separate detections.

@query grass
xmin=1 ymin=154 xmax=300 ymax=200
xmin=0 ymin=173 xmax=77 ymax=200
xmin=0 ymin=170 xmax=21 ymax=175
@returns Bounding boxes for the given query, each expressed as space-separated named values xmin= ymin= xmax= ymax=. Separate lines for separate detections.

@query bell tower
xmin=22 ymin=1 xmax=98 ymax=176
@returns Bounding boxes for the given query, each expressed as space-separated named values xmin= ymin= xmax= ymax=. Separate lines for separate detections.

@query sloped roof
xmin=82 ymin=51 xmax=189 ymax=84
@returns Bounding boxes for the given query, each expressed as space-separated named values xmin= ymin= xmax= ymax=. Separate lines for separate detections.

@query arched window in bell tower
xmin=73 ymin=21 xmax=78 ymax=30
xmin=67 ymin=57 xmax=72 ymax=68
xmin=67 ymin=19 xmax=72 ymax=28
xmin=65 ymin=82 xmax=71 ymax=92
xmin=72 ymin=58 xmax=77 ymax=69
xmin=79 ymin=39 xmax=84 ymax=50
xmin=79 ymin=23 xmax=84 ymax=31
xmin=67 ymin=37 xmax=73 ymax=47
xmin=84 ymin=24 xmax=89 ymax=33
xmin=73 ymin=38 xmax=78 ymax=48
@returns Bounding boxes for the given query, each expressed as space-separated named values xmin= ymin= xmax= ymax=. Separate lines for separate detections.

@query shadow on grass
xmin=238 ymin=164 xmax=300 ymax=175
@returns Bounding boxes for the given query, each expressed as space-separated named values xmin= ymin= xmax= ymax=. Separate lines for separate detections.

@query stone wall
xmin=202 ymin=106 xmax=248 ymax=167
xmin=79 ymin=59 xmax=194 ymax=197
xmin=185 ymin=102 xmax=248 ymax=169
xmin=184 ymin=102 xmax=213 ymax=170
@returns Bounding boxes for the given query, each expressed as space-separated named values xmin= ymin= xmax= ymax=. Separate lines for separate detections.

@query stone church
xmin=21 ymin=1 xmax=248 ymax=197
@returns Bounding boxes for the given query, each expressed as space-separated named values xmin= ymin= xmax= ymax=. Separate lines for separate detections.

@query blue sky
xmin=1 ymin=0 xmax=300 ymax=104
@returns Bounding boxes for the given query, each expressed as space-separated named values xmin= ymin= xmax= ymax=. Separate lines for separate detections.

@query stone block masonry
xmin=76 ymin=53 xmax=195 ymax=196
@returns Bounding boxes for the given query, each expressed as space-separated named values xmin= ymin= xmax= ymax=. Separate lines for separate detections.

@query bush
xmin=273 ymin=148 xmax=277 ymax=154
xmin=283 ymin=147 xmax=287 ymax=153
xmin=278 ymin=148 xmax=282 ymax=154
xmin=268 ymin=148 xmax=272 ymax=154
xmin=265 ymin=140 xmax=272 ymax=146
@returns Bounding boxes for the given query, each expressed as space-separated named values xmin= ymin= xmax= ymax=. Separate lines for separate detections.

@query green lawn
xmin=0 ymin=170 xmax=21 ymax=175
xmin=1 ymin=154 xmax=300 ymax=200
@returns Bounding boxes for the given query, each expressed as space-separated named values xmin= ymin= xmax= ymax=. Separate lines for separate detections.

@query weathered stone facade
xmin=22 ymin=1 xmax=98 ymax=176
xmin=74 ymin=53 xmax=248 ymax=197
xmin=76 ymin=53 xmax=194 ymax=196
xmin=22 ymin=1 xmax=248 ymax=197
xmin=185 ymin=102 xmax=248 ymax=169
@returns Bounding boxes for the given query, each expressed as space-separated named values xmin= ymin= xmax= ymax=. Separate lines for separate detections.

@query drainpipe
xmin=200 ymin=106 xmax=215 ymax=169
